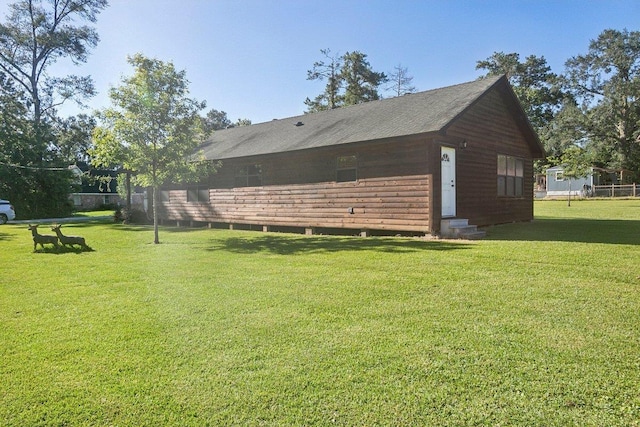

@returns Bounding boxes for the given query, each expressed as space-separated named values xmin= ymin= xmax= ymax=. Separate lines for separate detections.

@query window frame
xmin=187 ymin=187 xmax=210 ymax=203
xmin=497 ymin=154 xmax=525 ymax=198
xmin=336 ymin=155 xmax=358 ymax=182
xmin=160 ymin=190 xmax=171 ymax=202
xmin=235 ymin=164 xmax=262 ymax=187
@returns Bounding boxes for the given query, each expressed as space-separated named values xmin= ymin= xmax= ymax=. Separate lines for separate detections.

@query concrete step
xmin=441 ymin=218 xmax=468 ymax=228
xmin=440 ymin=218 xmax=486 ymax=239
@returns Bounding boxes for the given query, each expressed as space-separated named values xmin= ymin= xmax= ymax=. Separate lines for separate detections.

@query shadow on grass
xmin=32 ymin=245 xmax=95 ymax=255
xmin=0 ymin=231 xmax=15 ymax=242
xmin=486 ymin=218 xmax=640 ymax=245
xmin=207 ymin=235 xmax=472 ymax=255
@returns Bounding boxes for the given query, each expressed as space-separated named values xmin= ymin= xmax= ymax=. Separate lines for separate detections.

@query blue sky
xmin=2 ymin=0 xmax=639 ymax=123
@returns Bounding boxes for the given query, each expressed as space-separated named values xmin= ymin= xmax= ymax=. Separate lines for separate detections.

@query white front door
xmin=441 ymin=146 xmax=456 ymax=217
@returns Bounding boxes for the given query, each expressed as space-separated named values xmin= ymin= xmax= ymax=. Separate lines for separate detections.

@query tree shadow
xmin=485 ymin=218 xmax=640 ymax=245
xmin=206 ymin=235 xmax=472 ymax=255
xmin=0 ymin=231 xmax=15 ymax=242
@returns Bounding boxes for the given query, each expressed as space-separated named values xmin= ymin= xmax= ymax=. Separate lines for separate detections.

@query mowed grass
xmin=1 ymin=200 xmax=639 ymax=426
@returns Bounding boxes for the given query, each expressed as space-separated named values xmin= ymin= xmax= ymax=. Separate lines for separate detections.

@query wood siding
xmin=445 ymin=86 xmax=536 ymax=226
xmin=160 ymin=138 xmax=433 ymax=233
xmin=159 ymin=83 xmax=540 ymax=234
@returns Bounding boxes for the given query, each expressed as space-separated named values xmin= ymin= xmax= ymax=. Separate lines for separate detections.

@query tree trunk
xmin=125 ymin=171 xmax=132 ymax=211
xmin=152 ymin=185 xmax=159 ymax=244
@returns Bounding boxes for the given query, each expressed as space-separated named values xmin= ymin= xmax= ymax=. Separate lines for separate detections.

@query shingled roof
xmin=197 ymin=75 xmax=542 ymax=160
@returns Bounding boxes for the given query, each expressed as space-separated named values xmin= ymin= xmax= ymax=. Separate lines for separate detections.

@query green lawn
xmin=1 ymin=200 xmax=639 ymax=426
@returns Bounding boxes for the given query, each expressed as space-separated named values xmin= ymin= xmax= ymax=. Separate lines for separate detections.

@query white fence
xmin=592 ymin=184 xmax=639 ymax=198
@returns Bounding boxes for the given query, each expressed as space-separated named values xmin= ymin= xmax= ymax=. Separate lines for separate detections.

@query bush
xmin=114 ymin=207 xmax=150 ymax=224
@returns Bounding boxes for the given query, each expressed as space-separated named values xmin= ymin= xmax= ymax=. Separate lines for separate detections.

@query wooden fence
xmin=592 ymin=184 xmax=639 ymax=198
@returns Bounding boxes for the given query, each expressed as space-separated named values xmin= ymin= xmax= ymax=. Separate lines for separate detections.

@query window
xmin=337 ymin=155 xmax=357 ymax=182
xmin=160 ymin=190 xmax=171 ymax=202
xmin=497 ymin=154 xmax=524 ymax=197
xmin=187 ymin=187 xmax=209 ymax=202
xmin=555 ymin=171 xmax=564 ymax=181
xmin=235 ymin=164 xmax=262 ymax=187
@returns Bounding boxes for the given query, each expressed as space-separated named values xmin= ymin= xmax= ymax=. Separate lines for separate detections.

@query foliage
xmin=341 ymin=51 xmax=387 ymax=106
xmin=53 ymin=114 xmax=97 ymax=164
xmin=537 ymin=100 xmax=587 ymax=162
xmin=305 ymin=49 xmax=387 ymax=112
xmin=114 ymin=206 xmax=149 ymax=224
xmin=558 ymin=144 xmax=591 ymax=179
xmin=563 ymin=28 xmax=640 ymax=176
xmin=0 ymin=0 xmax=106 ymax=218
xmin=304 ymin=48 xmax=344 ymax=112
xmin=201 ymin=108 xmax=232 ymax=134
xmin=91 ymin=53 xmax=211 ymax=243
xmin=0 ymin=72 xmax=75 ymax=218
xmin=1 ymin=200 xmax=639 ymax=425
xmin=200 ymin=109 xmax=252 ymax=138
xmin=476 ymin=51 xmax=566 ymax=130
xmin=234 ymin=117 xmax=252 ymax=127
xmin=476 ymin=39 xmax=640 ymax=177
xmin=558 ymin=145 xmax=592 ymax=206
xmin=0 ymin=0 xmax=107 ymax=135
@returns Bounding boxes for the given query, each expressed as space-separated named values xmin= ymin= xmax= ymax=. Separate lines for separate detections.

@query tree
xmin=559 ymin=145 xmax=591 ymax=206
xmin=54 ymin=114 xmax=96 ymax=164
xmin=305 ymin=48 xmax=343 ymax=112
xmin=0 ymin=71 xmax=34 ymax=215
xmin=386 ymin=64 xmax=416 ymax=97
xmin=563 ymin=29 xmax=640 ymax=176
xmin=201 ymin=109 xmax=252 ymax=136
xmin=92 ymin=54 xmax=210 ymax=244
xmin=0 ymin=0 xmax=108 ymax=145
xmin=341 ymin=51 xmax=387 ymax=106
xmin=0 ymin=0 xmax=107 ymax=218
xmin=304 ymin=49 xmax=387 ymax=112
xmin=202 ymin=108 xmax=232 ymax=134
xmin=537 ymin=100 xmax=587 ymax=162
xmin=476 ymin=51 xmax=565 ymax=130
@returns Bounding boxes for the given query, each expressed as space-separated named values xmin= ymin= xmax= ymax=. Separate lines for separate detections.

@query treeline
xmin=0 ymin=0 xmax=108 ymax=219
xmin=303 ymin=49 xmax=416 ymax=112
xmin=475 ymin=29 xmax=640 ymax=176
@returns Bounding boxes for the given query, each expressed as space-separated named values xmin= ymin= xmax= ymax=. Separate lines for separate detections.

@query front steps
xmin=440 ymin=218 xmax=486 ymax=240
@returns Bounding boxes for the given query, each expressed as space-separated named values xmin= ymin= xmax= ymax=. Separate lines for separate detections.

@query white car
xmin=0 ymin=199 xmax=16 ymax=224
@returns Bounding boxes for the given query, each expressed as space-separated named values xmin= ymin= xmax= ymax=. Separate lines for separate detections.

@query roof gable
xmin=198 ymin=75 xmax=542 ymax=160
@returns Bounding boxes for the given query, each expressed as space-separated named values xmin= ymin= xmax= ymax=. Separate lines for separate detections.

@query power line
xmin=0 ymin=160 xmax=72 ymax=171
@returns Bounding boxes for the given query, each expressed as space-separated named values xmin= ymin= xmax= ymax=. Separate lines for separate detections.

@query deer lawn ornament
xmin=28 ymin=224 xmax=59 ymax=251
xmin=51 ymin=224 xmax=90 ymax=250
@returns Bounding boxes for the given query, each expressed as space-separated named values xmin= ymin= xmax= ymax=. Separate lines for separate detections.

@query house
xmin=69 ymin=164 xmax=146 ymax=211
xmin=546 ymin=165 xmax=635 ymax=198
xmin=68 ymin=165 xmax=120 ymax=210
xmin=158 ymin=75 xmax=544 ymax=237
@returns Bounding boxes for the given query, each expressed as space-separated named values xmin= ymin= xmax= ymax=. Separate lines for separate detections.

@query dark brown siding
xmin=444 ymin=87 xmax=536 ymax=226
xmin=159 ymin=83 xmax=540 ymax=234
xmin=160 ymin=137 xmax=433 ymax=233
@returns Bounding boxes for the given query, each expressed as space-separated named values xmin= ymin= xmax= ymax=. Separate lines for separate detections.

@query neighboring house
xmin=158 ymin=75 xmax=544 ymax=236
xmin=546 ymin=166 xmax=634 ymax=197
xmin=70 ymin=165 xmax=146 ymax=211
